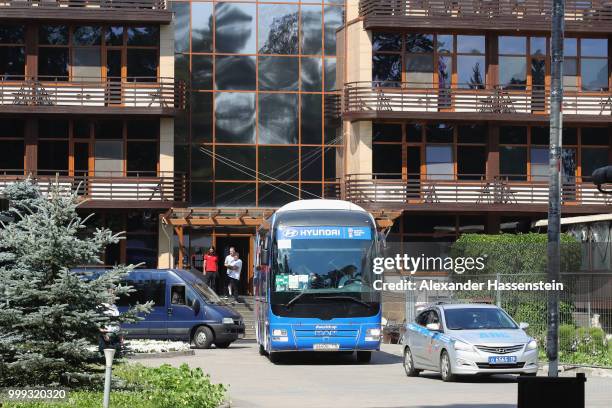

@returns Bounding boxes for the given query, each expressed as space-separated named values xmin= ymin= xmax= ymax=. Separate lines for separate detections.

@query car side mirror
xmin=193 ymin=299 xmax=201 ymax=315
xmin=426 ymin=323 xmax=441 ymax=332
xmin=519 ymin=322 xmax=529 ymax=330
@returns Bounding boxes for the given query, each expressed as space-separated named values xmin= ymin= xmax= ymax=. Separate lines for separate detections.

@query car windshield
xmin=271 ymin=226 xmax=378 ymax=304
xmin=444 ymin=308 xmax=518 ymax=330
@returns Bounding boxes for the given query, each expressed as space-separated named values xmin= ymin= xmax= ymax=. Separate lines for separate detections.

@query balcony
xmin=0 ymin=76 xmax=186 ymax=116
xmin=0 ymin=171 xmax=187 ymax=208
xmin=360 ymin=0 xmax=612 ymax=33
xmin=343 ymin=82 xmax=612 ymax=123
xmin=0 ymin=0 xmax=171 ymax=24
xmin=345 ymin=173 xmax=612 ymax=214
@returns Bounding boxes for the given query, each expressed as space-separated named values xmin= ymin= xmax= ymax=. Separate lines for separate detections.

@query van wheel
xmin=356 ymin=351 xmax=372 ymax=363
xmin=403 ymin=347 xmax=421 ymax=377
xmin=440 ymin=350 xmax=456 ymax=382
xmin=215 ymin=342 xmax=231 ymax=349
xmin=259 ymin=344 xmax=266 ymax=356
xmin=193 ymin=326 xmax=213 ymax=349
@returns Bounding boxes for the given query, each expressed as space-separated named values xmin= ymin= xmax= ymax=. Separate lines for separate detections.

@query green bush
xmin=559 ymin=324 xmax=576 ymax=353
xmin=4 ymin=363 xmax=226 ymax=408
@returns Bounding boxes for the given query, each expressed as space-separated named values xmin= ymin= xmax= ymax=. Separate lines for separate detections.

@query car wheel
xmin=403 ymin=347 xmax=421 ymax=377
xmin=193 ymin=326 xmax=214 ymax=349
xmin=356 ymin=351 xmax=372 ymax=363
xmin=440 ymin=350 xmax=456 ymax=382
xmin=215 ymin=342 xmax=231 ymax=349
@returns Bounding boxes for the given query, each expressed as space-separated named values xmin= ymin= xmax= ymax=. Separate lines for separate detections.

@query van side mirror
xmin=519 ymin=322 xmax=529 ymax=330
xmin=193 ymin=299 xmax=201 ymax=315
xmin=426 ymin=323 xmax=441 ymax=332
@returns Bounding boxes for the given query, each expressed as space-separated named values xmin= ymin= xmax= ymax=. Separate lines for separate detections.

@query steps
xmin=230 ymin=296 xmax=256 ymax=340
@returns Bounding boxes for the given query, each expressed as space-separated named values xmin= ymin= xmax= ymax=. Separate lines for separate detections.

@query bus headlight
xmin=365 ymin=328 xmax=381 ymax=341
xmin=526 ymin=339 xmax=538 ymax=350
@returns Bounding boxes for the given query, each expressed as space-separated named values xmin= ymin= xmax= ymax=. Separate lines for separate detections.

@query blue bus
xmin=254 ymin=199 xmax=382 ymax=363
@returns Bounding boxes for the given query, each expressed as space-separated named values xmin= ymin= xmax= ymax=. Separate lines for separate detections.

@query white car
xmin=401 ymin=303 xmax=538 ymax=381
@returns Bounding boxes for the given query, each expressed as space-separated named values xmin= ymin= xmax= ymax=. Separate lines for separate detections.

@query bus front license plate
xmin=313 ymin=343 xmax=340 ymax=351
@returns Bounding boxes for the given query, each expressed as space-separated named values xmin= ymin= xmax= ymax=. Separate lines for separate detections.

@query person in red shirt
xmin=203 ymin=246 xmax=219 ymax=293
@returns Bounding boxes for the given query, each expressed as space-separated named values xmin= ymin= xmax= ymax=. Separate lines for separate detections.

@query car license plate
xmin=488 ymin=356 xmax=517 ymax=364
xmin=313 ymin=343 xmax=340 ymax=351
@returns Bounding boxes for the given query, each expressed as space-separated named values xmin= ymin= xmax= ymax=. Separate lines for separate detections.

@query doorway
xmin=215 ymin=236 xmax=251 ymax=296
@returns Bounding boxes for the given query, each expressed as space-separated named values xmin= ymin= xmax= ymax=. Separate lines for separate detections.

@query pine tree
xmin=0 ymin=179 xmax=151 ymax=386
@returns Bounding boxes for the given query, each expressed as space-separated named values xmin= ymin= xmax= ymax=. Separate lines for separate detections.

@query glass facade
xmin=171 ymin=0 xmax=344 ymax=208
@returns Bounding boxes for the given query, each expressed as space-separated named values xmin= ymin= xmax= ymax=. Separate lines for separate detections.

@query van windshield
xmin=185 ymin=269 xmax=224 ymax=304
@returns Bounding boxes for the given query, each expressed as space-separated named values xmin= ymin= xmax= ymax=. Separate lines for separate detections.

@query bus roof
xmin=276 ymin=199 xmax=367 ymax=214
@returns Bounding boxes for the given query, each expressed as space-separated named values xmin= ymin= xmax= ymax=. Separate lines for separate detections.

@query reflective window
xmin=499 ymin=36 xmax=526 ymax=55
xmin=192 ymin=55 xmax=214 ymax=90
xmin=323 ymin=6 xmax=343 ymax=55
xmin=259 ymin=183 xmax=298 ymax=207
xmin=192 ymin=2 xmax=213 ymax=53
xmin=301 ymin=5 xmax=322 ymax=55
xmin=127 ymin=26 xmax=158 ymax=46
xmin=499 ymin=56 xmax=526 ymax=88
xmin=426 ymin=124 xmax=453 ymax=143
xmin=172 ymin=3 xmax=190 ymax=53
xmin=215 ymin=55 xmax=256 ymax=90
xmin=500 ymin=146 xmax=527 ymax=180
xmin=258 ymin=93 xmax=298 ymax=144
xmin=457 ymin=35 xmax=485 ymax=54
xmin=0 ymin=24 xmax=24 ymax=44
xmin=373 ymin=33 xmax=401 ymax=52
xmin=426 ymin=145 xmax=453 ymax=179
xmin=457 ymin=55 xmax=485 ymax=88
xmin=406 ymin=34 xmax=434 ymax=53
xmin=215 ymin=182 xmax=256 ymax=207
xmin=372 ymin=54 xmax=401 ymax=84
xmin=581 ymin=39 xmax=608 ymax=91
xmin=581 ymin=38 xmax=607 ymax=57
xmin=215 ymin=3 xmax=256 ymax=54
xmin=127 ymin=142 xmax=157 ymax=174
xmin=38 ymin=141 xmax=68 ymax=173
xmin=301 ymin=94 xmax=322 ymax=144
xmin=0 ymin=47 xmax=24 ymax=77
xmin=192 ymin=92 xmax=213 ymax=143
xmin=258 ymin=4 xmax=298 ymax=54
xmin=437 ymin=35 xmax=453 ymax=53
xmin=301 ymin=57 xmax=322 ymax=91
xmin=215 ymin=92 xmax=256 ymax=143
xmin=457 ymin=146 xmax=486 ymax=179
xmin=127 ymin=49 xmax=158 ymax=78
xmin=39 ymin=25 xmax=68 ymax=45
xmin=215 ymin=146 xmax=256 ymax=180
xmin=38 ymin=48 xmax=69 ymax=78
xmin=530 ymin=147 xmax=548 ymax=181
xmin=373 ymin=144 xmax=401 ymax=176
xmin=530 ymin=37 xmax=546 ymax=56
xmin=73 ymin=26 xmax=101 ymax=45
xmin=301 ymin=146 xmax=323 ymax=181
xmin=259 ymin=147 xmax=299 ymax=180
xmin=582 ymin=148 xmax=608 ymax=179
xmin=406 ymin=54 xmax=434 ymax=87
xmin=324 ymin=58 xmax=337 ymax=91
xmin=191 ymin=145 xmax=213 ymax=179
xmin=373 ymin=123 xmax=402 ymax=142
xmin=258 ymin=56 xmax=299 ymax=91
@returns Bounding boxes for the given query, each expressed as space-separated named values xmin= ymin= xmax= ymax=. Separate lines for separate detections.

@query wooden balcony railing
xmin=0 ymin=0 xmax=166 ymax=9
xmin=343 ymin=82 xmax=612 ymax=121
xmin=360 ymin=0 xmax=612 ymax=32
xmin=0 ymin=170 xmax=187 ymax=206
xmin=345 ymin=173 xmax=612 ymax=209
xmin=0 ymin=76 xmax=185 ymax=115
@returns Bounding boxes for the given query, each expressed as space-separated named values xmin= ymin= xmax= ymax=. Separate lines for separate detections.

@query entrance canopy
xmin=162 ymin=207 xmax=401 ymax=230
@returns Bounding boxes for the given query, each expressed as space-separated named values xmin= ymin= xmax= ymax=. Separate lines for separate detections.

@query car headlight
xmin=365 ymin=328 xmax=381 ymax=341
xmin=453 ymin=340 xmax=473 ymax=352
xmin=222 ymin=317 xmax=234 ymax=324
xmin=526 ymin=339 xmax=538 ymax=350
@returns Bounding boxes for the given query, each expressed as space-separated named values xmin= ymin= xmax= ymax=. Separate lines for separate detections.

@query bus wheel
xmin=268 ymin=352 xmax=281 ymax=364
xmin=356 ymin=351 xmax=372 ymax=363
xmin=259 ymin=344 xmax=266 ymax=356
xmin=193 ymin=326 xmax=213 ymax=349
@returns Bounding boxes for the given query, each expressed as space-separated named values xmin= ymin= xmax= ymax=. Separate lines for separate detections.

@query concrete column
xmin=346 ymin=121 xmax=373 ymax=177
xmin=158 ymin=220 xmax=174 ymax=268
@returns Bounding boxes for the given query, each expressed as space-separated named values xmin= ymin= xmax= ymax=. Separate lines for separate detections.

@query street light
xmin=591 ymin=165 xmax=612 ymax=194
xmin=103 ymin=348 xmax=116 ymax=408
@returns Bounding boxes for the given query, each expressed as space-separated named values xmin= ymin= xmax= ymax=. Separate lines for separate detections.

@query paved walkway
xmin=135 ymin=341 xmax=612 ymax=408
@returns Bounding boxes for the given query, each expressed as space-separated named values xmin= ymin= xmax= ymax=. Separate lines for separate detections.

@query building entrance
xmin=215 ymin=236 xmax=252 ymax=296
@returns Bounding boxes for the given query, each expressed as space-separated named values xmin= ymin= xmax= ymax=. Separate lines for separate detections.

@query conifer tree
xmin=0 ymin=179 xmax=150 ymax=386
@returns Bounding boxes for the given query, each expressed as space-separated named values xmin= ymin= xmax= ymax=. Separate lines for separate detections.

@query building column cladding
xmin=158 ymin=22 xmax=175 ymax=267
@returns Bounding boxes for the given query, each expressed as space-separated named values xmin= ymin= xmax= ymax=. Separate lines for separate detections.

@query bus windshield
xmin=271 ymin=226 xmax=379 ymax=311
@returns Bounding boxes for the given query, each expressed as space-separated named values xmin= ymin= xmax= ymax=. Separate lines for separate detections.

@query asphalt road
xmin=136 ymin=342 xmax=612 ymax=408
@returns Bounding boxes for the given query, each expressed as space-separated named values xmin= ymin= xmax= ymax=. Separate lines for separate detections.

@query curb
xmin=539 ymin=363 xmax=612 ymax=378
xmin=127 ymin=349 xmax=195 ymax=360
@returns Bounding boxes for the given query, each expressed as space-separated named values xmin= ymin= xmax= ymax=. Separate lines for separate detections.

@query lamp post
xmin=103 ymin=348 xmax=116 ymax=408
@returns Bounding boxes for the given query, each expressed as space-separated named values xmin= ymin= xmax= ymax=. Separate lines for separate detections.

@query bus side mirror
xmin=259 ymin=248 xmax=269 ymax=266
